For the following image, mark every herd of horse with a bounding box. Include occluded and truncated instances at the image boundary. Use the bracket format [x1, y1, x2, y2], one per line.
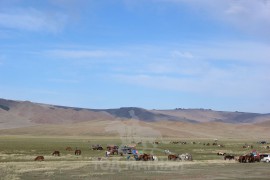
[34, 148, 82, 161]
[33, 141, 268, 163]
[167, 153, 193, 161]
[238, 154, 261, 163]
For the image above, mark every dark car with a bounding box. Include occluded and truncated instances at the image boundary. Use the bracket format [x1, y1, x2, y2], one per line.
[118, 146, 133, 155]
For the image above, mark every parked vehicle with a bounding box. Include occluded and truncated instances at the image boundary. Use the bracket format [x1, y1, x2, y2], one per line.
[118, 146, 133, 155]
[260, 154, 270, 163]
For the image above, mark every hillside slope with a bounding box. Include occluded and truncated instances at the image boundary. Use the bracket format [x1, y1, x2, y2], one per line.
[1, 98, 270, 136]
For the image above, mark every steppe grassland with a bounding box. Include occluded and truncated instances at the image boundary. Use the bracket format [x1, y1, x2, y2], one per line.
[0, 136, 270, 179]
[0, 136, 268, 162]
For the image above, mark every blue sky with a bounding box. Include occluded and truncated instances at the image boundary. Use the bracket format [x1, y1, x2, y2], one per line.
[0, 0, 270, 113]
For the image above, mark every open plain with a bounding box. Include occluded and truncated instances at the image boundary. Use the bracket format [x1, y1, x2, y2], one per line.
[0, 136, 270, 180]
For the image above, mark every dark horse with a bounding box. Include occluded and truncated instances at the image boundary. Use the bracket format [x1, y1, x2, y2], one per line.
[168, 154, 178, 160]
[224, 155, 234, 160]
[92, 145, 103, 150]
[75, 149, 81, 155]
[34, 156, 44, 161]
[52, 151, 60, 156]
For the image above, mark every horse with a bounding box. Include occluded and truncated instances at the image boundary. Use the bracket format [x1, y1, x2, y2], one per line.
[75, 149, 81, 155]
[138, 154, 152, 161]
[92, 145, 103, 150]
[217, 152, 226, 156]
[52, 151, 60, 156]
[179, 153, 193, 161]
[224, 155, 234, 160]
[66, 147, 72, 151]
[238, 155, 249, 163]
[152, 155, 158, 161]
[34, 156, 44, 161]
[164, 149, 172, 154]
[109, 149, 118, 155]
[107, 145, 118, 151]
[248, 155, 260, 163]
[168, 154, 178, 160]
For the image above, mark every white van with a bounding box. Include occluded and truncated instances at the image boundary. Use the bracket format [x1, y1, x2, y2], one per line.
[260, 154, 270, 163]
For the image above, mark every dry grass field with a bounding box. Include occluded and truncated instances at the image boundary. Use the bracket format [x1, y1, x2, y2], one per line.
[0, 136, 270, 180]
[1, 119, 269, 139]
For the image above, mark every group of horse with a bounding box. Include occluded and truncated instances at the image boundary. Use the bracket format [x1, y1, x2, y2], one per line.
[34, 147, 82, 161]
[167, 153, 193, 161]
[170, 141, 187, 144]
[217, 152, 235, 160]
[238, 154, 261, 163]
[91, 144, 104, 150]
[203, 142, 225, 147]
[132, 153, 157, 161]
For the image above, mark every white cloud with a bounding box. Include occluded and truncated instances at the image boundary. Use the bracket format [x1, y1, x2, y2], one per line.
[0, 8, 68, 33]
[156, 0, 270, 36]
[47, 49, 127, 59]
[105, 40, 270, 99]
[171, 51, 194, 59]
[225, 4, 247, 15]
[114, 63, 270, 98]
[47, 78, 80, 84]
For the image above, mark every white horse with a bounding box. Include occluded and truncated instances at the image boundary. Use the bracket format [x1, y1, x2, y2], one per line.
[178, 153, 193, 161]
[164, 149, 172, 154]
[152, 155, 158, 161]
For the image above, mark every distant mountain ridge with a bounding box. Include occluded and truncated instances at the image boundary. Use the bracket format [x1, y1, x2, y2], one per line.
[1, 98, 270, 131]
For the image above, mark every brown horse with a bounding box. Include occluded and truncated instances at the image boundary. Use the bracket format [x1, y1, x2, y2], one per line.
[66, 147, 72, 151]
[248, 155, 260, 163]
[75, 149, 81, 155]
[238, 155, 247, 163]
[109, 149, 118, 155]
[168, 154, 178, 160]
[52, 151, 60, 156]
[138, 154, 152, 161]
[34, 156, 44, 161]
[107, 145, 118, 151]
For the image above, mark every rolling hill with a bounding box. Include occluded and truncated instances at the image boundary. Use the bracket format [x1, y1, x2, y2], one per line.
[0, 98, 269, 138]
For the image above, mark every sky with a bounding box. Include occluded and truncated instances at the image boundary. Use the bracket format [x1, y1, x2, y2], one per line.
[0, 0, 270, 113]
